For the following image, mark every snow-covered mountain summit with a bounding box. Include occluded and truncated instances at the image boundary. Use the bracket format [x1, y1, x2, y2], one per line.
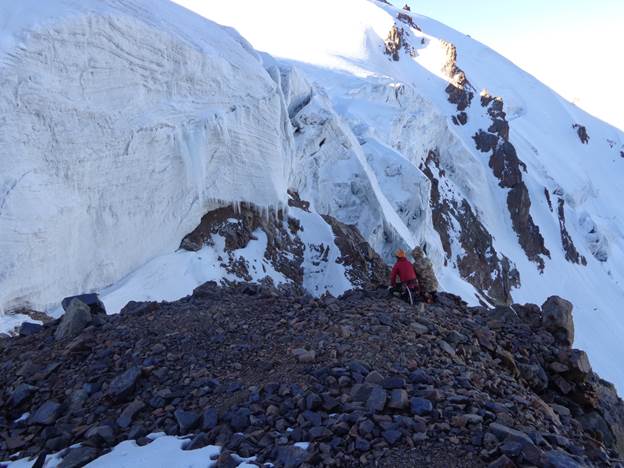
[1, 0, 623, 393]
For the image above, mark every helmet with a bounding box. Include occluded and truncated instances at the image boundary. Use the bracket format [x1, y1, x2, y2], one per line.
[395, 249, 406, 258]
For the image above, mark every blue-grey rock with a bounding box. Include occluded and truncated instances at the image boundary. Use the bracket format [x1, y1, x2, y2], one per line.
[30, 400, 62, 425]
[382, 429, 402, 445]
[57, 446, 98, 468]
[19, 322, 43, 337]
[366, 386, 387, 413]
[201, 408, 218, 431]
[410, 397, 433, 416]
[109, 366, 141, 401]
[116, 400, 145, 429]
[9, 383, 37, 407]
[175, 409, 200, 433]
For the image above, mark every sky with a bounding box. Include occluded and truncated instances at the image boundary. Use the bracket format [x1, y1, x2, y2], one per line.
[393, 0, 624, 131]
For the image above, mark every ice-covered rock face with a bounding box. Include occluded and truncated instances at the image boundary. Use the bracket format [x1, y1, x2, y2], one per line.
[0, 0, 292, 312]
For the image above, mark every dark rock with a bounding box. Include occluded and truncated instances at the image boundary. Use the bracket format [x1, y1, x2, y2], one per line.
[488, 455, 516, 468]
[120, 301, 158, 316]
[117, 400, 145, 429]
[365, 371, 385, 385]
[577, 411, 615, 448]
[410, 397, 433, 416]
[409, 369, 434, 385]
[351, 383, 373, 402]
[215, 451, 239, 468]
[544, 450, 582, 467]
[366, 386, 387, 413]
[85, 425, 114, 445]
[57, 446, 98, 468]
[541, 296, 574, 346]
[488, 423, 534, 447]
[521, 442, 545, 466]
[9, 383, 37, 407]
[109, 366, 142, 401]
[201, 408, 218, 431]
[519, 363, 548, 392]
[500, 440, 523, 457]
[382, 429, 402, 445]
[46, 435, 72, 452]
[229, 409, 250, 432]
[30, 400, 62, 425]
[473, 130, 499, 153]
[276, 445, 309, 468]
[306, 393, 322, 410]
[55, 299, 93, 340]
[61, 293, 106, 315]
[303, 410, 322, 427]
[387, 389, 409, 410]
[381, 377, 405, 389]
[19, 322, 43, 337]
[349, 361, 370, 375]
[355, 437, 370, 451]
[358, 418, 375, 435]
[572, 124, 589, 144]
[184, 433, 212, 451]
[309, 426, 332, 440]
[566, 349, 592, 381]
[175, 409, 200, 433]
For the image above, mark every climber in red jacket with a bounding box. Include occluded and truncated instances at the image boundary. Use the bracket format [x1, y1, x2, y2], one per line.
[389, 249, 419, 303]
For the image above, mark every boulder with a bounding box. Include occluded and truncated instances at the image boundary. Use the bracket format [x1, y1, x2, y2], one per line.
[541, 296, 574, 346]
[410, 397, 433, 416]
[61, 293, 106, 316]
[366, 386, 387, 413]
[109, 367, 142, 401]
[175, 409, 200, 434]
[566, 349, 592, 382]
[116, 400, 145, 429]
[519, 363, 548, 392]
[58, 446, 98, 468]
[18, 322, 43, 337]
[85, 425, 115, 445]
[387, 389, 409, 409]
[55, 299, 93, 340]
[276, 446, 309, 468]
[577, 411, 615, 448]
[8, 383, 37, 407]
[544, 450, 582, 467]
[30, 400, 62, 425]
[488, 423, 534, 447]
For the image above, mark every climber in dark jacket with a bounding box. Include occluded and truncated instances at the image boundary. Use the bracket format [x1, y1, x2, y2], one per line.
[389, 249, 419, 302]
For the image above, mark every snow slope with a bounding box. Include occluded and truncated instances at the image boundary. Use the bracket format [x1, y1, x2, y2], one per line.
[3, 432, 263, 467]
[177, 0, 624, 393]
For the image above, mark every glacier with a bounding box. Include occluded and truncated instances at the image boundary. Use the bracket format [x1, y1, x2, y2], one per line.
[0, 0, 292, 313]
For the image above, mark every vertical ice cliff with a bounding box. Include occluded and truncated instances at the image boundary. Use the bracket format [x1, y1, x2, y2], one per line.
[0, 0, 293, 312]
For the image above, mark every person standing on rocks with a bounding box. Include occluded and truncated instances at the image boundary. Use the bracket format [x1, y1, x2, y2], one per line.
[389, 249, 419, 304]
[411, 245, 438, 303]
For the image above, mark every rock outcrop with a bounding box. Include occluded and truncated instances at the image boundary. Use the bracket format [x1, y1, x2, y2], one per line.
[475, 92, 550, 271]
[421, 150, 520, 305]
[179, 198, 389, 293]
[557, 198, 587, 265]
[441, 41, 474, 123]
[573, 124, 590, 144]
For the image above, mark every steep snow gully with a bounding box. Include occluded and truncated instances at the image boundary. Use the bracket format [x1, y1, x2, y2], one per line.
[1, 0, 623, 395]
